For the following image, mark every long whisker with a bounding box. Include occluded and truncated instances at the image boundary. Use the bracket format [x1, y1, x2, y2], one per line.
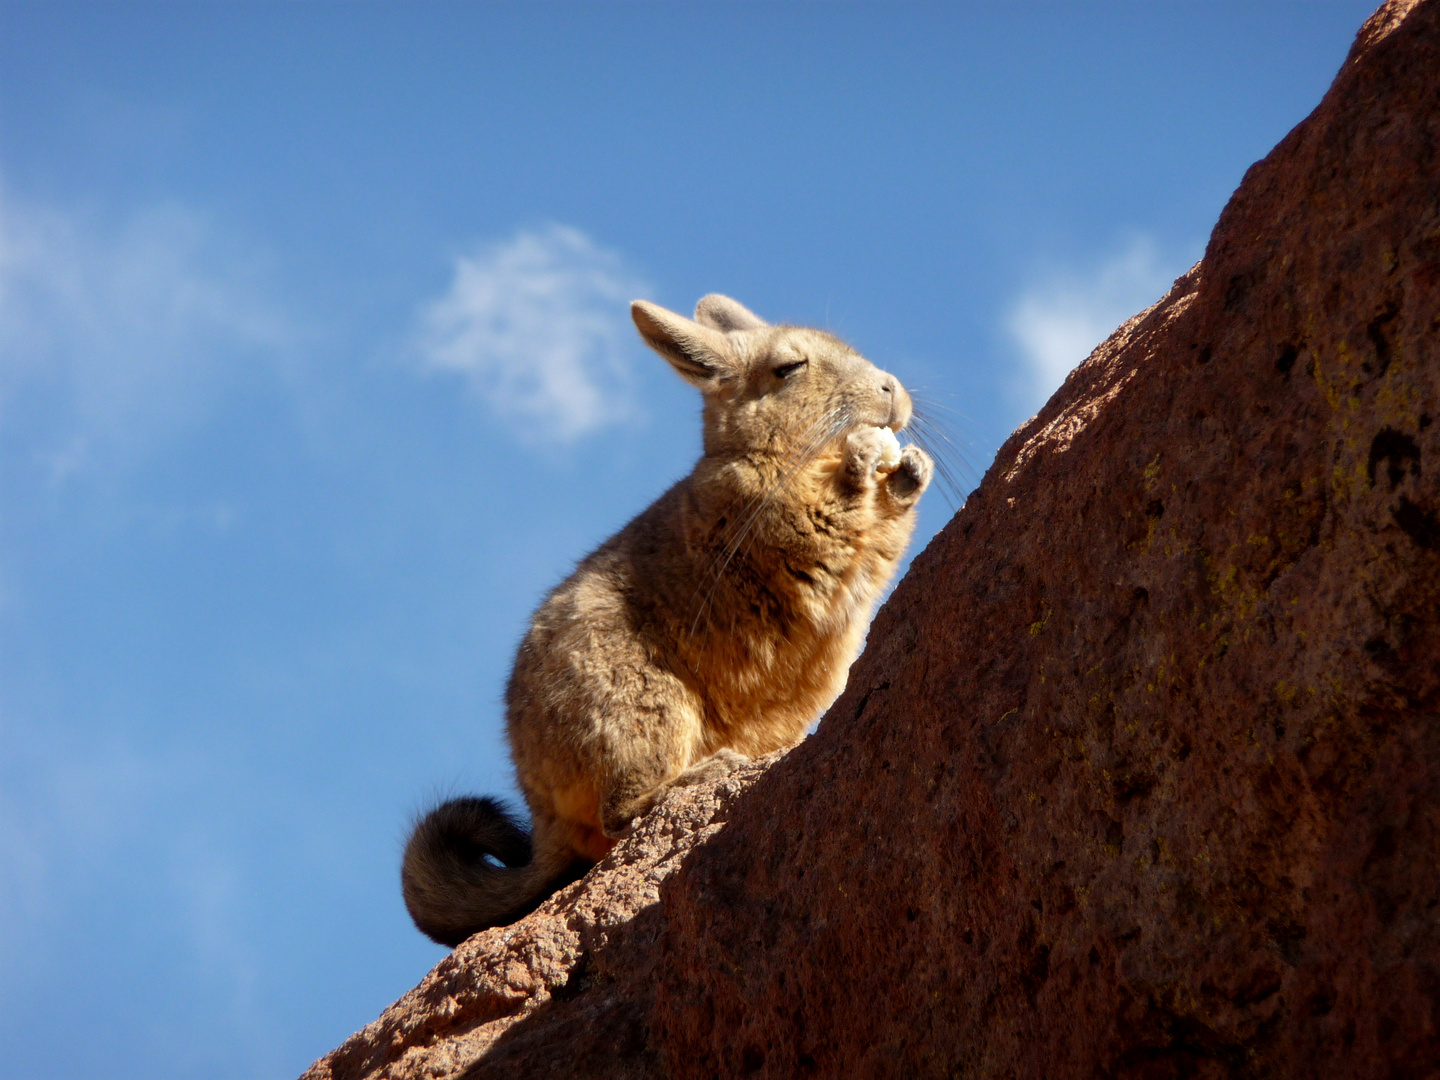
[683, 409, 842, 639]
[907, 418, 972, 502]
[916, 417, 981, 490]
[906, 436, 966, 513]
[907, 413, 973, 470]
[903, 406, 980, 511]
[686, 407, 850, 641]
[908, 389, 979, 433]
[688, 408, 846, 634]
[702, 408, 842, 583]
[682, 388, 973, 642]
[717, 407, 850, 577]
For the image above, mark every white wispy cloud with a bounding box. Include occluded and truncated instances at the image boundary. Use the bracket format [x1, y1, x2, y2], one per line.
[1005, 235, 1193, 413]
[413, 224, 648, 441]
[0, 182, 292, 476]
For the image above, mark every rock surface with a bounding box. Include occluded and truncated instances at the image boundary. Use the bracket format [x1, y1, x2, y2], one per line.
[304, 1, 1440, 1076]
[303, 756, 783, 1080]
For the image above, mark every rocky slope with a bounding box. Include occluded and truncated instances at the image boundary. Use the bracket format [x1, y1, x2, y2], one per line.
[304, 1, 1439, 1075]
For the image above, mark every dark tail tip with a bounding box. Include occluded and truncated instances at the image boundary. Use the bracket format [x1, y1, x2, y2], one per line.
[416, 796, 533, 868]
[400, 796, 535, 947]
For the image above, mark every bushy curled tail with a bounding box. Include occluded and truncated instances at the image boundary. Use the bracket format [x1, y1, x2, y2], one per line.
[401, 797, 575, 947]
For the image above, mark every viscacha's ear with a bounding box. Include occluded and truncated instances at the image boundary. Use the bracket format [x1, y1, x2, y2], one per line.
[631, 300, 737, 389]
[694, 294, 769, 333]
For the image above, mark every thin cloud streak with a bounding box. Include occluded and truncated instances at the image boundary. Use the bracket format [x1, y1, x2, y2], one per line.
[413, 225, 648, 441]
[1006, 235, 1193, 413]
[0, 183, 293, 477]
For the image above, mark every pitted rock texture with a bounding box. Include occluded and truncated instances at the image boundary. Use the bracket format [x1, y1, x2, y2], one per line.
[301, 755, 778, 1080]
[303, 1, 1439, 1076]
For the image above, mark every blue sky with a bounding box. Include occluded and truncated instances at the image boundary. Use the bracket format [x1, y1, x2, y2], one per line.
[0, 3, 1376, 1077]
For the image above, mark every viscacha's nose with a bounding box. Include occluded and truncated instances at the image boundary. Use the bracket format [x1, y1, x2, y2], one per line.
[882, 375, 912, 430]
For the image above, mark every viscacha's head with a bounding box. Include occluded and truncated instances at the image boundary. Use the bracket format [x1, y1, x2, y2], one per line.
[630, 294, 911, 461]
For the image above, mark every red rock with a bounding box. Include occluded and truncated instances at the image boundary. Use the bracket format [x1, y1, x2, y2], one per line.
[303, 1, 1440, 1075]
[302, 756, 782, 1080]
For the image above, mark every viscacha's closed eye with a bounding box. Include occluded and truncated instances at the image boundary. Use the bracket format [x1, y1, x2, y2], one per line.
[774, 359, 808, 379]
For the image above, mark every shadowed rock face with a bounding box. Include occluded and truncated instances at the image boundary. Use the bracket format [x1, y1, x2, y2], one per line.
[302, 1, 1440, 1076]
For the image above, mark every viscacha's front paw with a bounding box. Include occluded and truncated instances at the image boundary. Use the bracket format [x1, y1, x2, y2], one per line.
[843, 427, 902, 487]
[885, 445, 933, 505]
